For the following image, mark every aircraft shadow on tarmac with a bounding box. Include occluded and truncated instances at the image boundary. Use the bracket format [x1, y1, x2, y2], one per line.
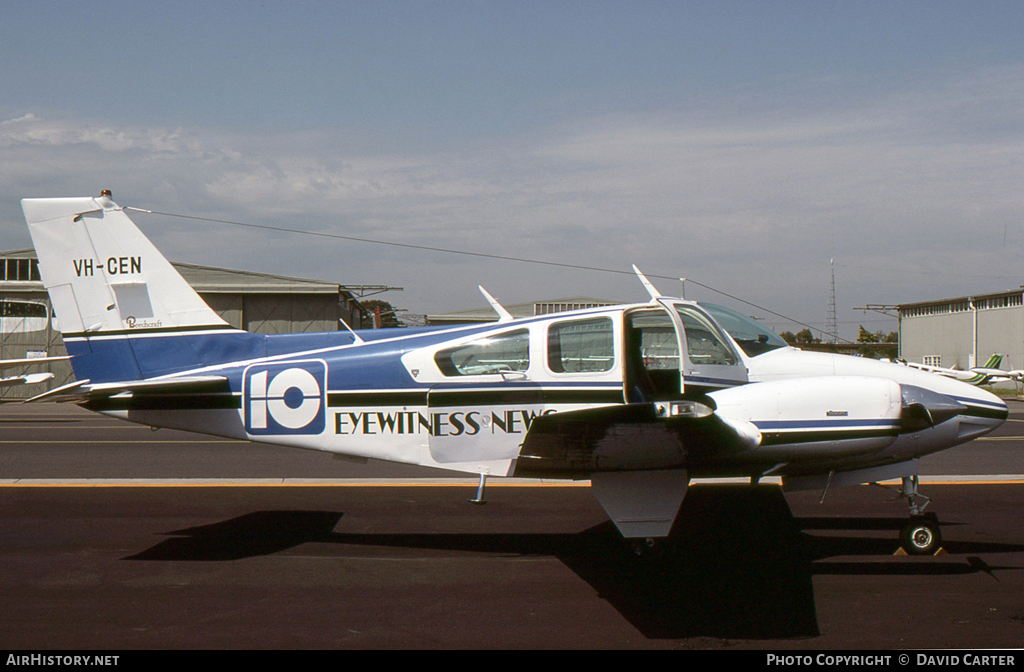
[125, 485, 1023, 640]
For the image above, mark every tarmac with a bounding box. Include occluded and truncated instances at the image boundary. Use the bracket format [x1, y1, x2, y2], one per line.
[2, 401, 1023, 649]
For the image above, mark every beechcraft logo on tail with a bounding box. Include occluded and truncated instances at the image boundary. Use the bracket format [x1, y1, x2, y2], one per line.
[244, 361, 327, 435]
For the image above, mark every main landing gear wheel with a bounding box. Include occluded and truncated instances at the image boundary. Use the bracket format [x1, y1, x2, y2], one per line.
[900, 515, 942, 555]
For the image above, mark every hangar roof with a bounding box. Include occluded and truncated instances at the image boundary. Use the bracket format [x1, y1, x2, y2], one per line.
[0, 249, 342, 294]
[172, 262, 341, 294]
[898, 288, 1024, 318]
[426, 297, 622, 325]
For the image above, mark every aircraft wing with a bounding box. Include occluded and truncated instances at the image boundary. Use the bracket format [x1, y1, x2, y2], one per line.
[904, 361, 959, 377]
[514, 401, 760, 478]
[514, 400, 762, 537]
[516, 375, 914, 479]
[26, 375, 230, 403]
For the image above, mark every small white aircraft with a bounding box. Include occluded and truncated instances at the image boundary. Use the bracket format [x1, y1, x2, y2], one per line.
[0, 355, 65, 387]
[21, 192, 1009, 555]
[0, 299, 66, 388]
[902, 354, 1016, 386]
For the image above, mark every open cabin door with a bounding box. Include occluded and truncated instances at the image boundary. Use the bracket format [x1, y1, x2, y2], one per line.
[670, 300, 748, 393]
[625, 305, 684, 402]
[624, 300, 747, 402]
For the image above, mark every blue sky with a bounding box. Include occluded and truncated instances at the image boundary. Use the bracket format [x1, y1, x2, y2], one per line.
[2, 1, 1023, 339]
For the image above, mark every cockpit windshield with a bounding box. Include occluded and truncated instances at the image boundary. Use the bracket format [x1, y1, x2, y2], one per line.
[698, 303, 789, 357]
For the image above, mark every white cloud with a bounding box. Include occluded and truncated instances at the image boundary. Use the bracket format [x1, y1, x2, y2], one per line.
[0, 113, 190, 153]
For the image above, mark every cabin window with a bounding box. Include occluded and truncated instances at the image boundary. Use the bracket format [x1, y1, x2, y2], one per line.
[675, 306, 737, 366]
[435, 329, 530, 376]
[547, 317, 614, 373]
[698, 302, 787, 357]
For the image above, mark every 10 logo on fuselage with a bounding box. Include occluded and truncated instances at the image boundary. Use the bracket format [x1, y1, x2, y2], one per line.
[244, 361, 327, 435]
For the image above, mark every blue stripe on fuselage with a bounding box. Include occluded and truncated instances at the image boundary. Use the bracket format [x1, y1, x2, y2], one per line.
[753, 419, 901, 430]
[64, 330, 267, 383]
[63, 323, 501, 386]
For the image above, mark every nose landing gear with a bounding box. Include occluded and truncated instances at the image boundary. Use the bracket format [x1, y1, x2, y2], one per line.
[875, 475, 943, 555]
[895, 475, 942, 555]
[900, 514, 942, 555]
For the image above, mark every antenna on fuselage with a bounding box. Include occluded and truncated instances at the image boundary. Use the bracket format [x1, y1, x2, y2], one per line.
[478, 286, 514, 323]
[338, 316, 366, 344]
[632, 265, 662, 301]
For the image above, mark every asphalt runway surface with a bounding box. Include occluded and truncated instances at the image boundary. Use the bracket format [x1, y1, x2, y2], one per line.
[2, 401, 1023, 649]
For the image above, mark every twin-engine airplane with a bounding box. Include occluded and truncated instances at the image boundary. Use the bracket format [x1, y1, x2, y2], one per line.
[21, 192, 1009, 555]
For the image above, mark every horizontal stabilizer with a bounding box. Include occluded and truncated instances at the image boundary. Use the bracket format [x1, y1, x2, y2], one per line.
[26, 375, 229, 403]
[0, 355, 69, 370]
[87, 375, 230, 396]
[25, 380, 92, 403]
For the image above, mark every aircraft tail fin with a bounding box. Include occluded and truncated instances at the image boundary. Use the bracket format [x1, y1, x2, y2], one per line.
[984, 353, 1004, 369]
[21, 192, 244, 384]
[22, 192, 228, 336]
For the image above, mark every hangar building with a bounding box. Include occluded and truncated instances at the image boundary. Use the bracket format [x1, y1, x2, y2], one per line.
[898, 288, 1024, 373]
[425, 297, 620, 326]
[0, 250, 371, 399]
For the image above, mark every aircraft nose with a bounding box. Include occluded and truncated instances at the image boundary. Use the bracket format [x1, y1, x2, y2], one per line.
[938, 378, 1009, 442]
[900, 384, 967, 431]
[955, 379, 1009, 421]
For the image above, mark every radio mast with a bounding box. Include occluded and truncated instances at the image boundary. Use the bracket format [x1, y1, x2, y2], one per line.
[826, 258, 838, 344]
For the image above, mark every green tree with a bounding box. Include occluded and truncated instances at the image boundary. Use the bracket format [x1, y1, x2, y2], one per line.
[857, 325, 880, 343]
[794, 328, 818, 344]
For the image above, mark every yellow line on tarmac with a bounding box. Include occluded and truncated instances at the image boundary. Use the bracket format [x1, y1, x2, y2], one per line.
[876, 478, 1024, 486]
[0, 479, 590, 488]
[3, 478, 1024, 488]
[919, 480, 1024, 485]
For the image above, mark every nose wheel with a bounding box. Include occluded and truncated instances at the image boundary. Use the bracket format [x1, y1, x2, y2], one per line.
[895, 475, 942, 555]
[876, 475, 944, 555]
[900, 514, 942, 555]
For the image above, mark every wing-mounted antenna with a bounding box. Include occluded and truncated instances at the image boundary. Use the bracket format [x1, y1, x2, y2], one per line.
[479, 286, 514, 323]
[632, 265, 662, 302]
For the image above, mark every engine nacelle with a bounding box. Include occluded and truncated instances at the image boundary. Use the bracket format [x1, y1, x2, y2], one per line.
[709, 376, 905, 461]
